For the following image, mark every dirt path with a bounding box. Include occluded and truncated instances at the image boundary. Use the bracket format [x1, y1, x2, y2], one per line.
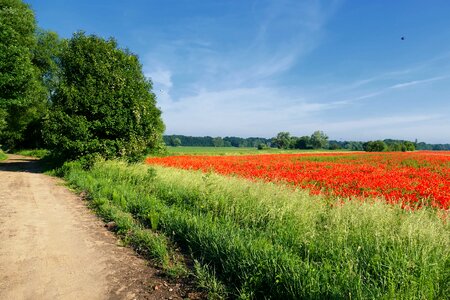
[0, 155, 188, 300]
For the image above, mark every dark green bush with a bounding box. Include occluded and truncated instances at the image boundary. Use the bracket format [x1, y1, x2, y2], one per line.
[363, 140, 387, 152]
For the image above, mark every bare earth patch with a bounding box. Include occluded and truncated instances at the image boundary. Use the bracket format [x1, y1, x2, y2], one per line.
[0, 155, 193, 299]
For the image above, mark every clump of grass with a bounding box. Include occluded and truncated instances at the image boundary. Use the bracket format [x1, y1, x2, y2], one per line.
[61, 159, 450, 299]
[0, 150, 7, 161]
[193, 260, 228, 299]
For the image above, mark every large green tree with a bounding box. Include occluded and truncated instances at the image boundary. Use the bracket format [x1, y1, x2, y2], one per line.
[21, 29, 64, 148]
[310, 130, 328, 149]
[0, 0, 46, 149]
[274, 131, 291, 149]
[43, 32, 165, 160]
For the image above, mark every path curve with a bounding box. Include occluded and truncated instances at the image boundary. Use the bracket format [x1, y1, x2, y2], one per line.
[0, 155, 186, 299]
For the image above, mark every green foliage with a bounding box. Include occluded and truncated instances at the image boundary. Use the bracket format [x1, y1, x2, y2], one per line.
[257, 143, 269, 150]
[274, 131, 329, 150]
[0, 108, 6, 135]
[404, 141, 415, 151]
[173, 137, 182, 147]
[310, 130, 329, 149]
[163, 135, 273, 148]
[386, 140, 416, 152]
[61, 160, 449, 299]
[0, 0, 46, 149]
[344, 141, 364, 151]
[13, 148, 49, 158]
[364, 140, 416, 152]
[212, 137, 224, 147]
[0, 149, 7, 160]
[42, 32, 165, 161]
[32, 29, 64, 95]
[416, 141, 450, 151]
[328, 141, 341, 150]
[292, 135, 311, 149]
[274, 131, 291, 149]
[166, 137, 182, 147]
[364, 140, 388, 152]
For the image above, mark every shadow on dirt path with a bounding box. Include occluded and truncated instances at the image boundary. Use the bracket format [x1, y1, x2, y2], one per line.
[0, 155, 43, 173]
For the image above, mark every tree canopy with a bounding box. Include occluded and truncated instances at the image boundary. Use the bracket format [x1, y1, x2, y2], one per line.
[363, 140, 388, 152]
[42, 32, 165, 160]
[0, 0, 46, 149]
[274, 132, 291, 149]
[310, 130, 329, 149]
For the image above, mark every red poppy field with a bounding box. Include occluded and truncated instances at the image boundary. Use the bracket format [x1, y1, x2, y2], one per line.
[147, 151, 450, 210]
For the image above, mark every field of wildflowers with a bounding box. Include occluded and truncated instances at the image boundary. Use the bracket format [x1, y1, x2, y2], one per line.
[147, 151, 450, 210]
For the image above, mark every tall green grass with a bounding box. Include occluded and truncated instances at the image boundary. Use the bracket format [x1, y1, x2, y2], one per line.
[61, 160, 449, 299]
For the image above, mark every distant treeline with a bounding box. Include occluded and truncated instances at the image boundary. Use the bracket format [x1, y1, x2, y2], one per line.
[329, 140, 450, 151]
[164, 135, 271, 148]
[164, 134, 450, 151]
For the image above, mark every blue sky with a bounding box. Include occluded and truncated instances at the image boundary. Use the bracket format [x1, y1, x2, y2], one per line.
[26, 0, 450, 143]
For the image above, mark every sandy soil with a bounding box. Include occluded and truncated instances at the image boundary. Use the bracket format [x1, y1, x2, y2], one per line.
[0, 155, 190, 300]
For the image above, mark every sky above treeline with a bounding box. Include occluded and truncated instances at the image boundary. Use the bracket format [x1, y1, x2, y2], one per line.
[26, 0, 450, 143]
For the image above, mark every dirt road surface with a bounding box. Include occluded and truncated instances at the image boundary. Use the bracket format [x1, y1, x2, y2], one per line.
[0, 155, 189, 300]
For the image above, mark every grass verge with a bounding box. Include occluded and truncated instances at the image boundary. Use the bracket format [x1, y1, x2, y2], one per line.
[0, 150, 7, 161]
[13, 149, 49, 158]
[60, 159, 449, 299]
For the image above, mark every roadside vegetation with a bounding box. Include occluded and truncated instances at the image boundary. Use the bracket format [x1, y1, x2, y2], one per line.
[0, 150, 7, 161]
[60, 159, 449, 299]
[13, 149, 49, 158]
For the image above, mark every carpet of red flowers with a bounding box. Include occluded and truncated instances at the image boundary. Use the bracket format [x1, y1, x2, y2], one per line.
[146, 151, 450, 209]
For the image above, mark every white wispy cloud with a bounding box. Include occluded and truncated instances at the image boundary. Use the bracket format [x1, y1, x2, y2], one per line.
[329, 53, 450, 97]
[144, 0, 340, 88]
[336, 74, 448, 105]
[234, 0, 341, 83]
[389, 76, 446, 89]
